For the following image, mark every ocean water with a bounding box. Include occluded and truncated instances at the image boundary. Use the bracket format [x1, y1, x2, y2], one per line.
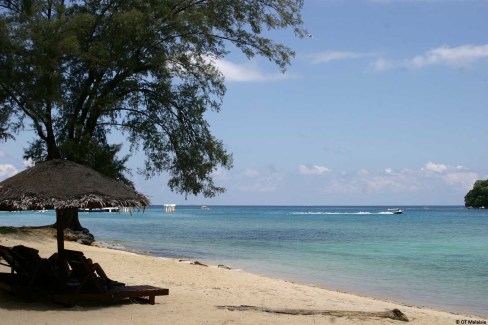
[1, 205, 487, 317]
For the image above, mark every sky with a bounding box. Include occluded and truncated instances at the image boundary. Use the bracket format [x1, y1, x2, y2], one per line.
[1, 0, 488, 206]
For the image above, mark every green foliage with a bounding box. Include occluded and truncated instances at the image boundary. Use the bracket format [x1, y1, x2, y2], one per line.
[464, 180, 488, 208]
[0, 107, 15, 141]
[0, 0, 305, 197]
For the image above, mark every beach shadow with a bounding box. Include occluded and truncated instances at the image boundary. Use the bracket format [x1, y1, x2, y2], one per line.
[0, 290, 138, 311]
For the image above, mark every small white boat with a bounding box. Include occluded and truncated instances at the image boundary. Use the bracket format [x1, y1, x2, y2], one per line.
[388, 208, 403, 214]
[201, 205, 209, 210]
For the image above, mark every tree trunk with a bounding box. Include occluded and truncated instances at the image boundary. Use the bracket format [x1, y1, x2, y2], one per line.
[45, 134, 61, 160]
[54, 207, 95, 245]
[55, 207, 83, 231]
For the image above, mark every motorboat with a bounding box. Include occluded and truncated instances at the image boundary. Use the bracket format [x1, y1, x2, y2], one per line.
[387, 208, 403, 214]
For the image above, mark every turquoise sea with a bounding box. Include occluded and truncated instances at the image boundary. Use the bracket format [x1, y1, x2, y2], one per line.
[1, 205, 487, 317]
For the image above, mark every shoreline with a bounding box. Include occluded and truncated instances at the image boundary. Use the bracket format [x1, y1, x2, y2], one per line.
[93, 238, 485, 319]
[1, 228, 487, 324]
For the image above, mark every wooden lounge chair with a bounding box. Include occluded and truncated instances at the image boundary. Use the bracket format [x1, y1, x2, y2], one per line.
[53, 249, 169, 306]
[0, 245, 29, 297]
[0, 245, 55, 299]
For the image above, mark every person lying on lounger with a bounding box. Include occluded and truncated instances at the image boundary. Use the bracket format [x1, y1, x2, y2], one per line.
[82, 257, 125, 288]
[48, 253, 124, 289]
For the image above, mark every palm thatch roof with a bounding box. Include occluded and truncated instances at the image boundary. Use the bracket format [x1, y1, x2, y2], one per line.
[0, 159, 150, 211]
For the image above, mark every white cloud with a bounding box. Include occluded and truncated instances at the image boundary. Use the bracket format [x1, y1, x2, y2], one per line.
[423, 161, 448, 173]
[371, 44, 488, 71]
[0, 164, 18, 178]
[22, 158, 34, 168]
[321, 162, 479, 196]
[442, 172, 479, 190]
[370, 58, 395, 71]
[323, 170, 420, 195]
[419, 161, 480, 189]
[211, 167, 228, 180]
[242, 169, 259, 177]
[309, 51, 378, 64]
[206, 160, 482, 204]
[217, 165, 284, 193]
[298, 164, 331, 175]
[237, 168, 283, 193]
[406, 45, 488, 68]
[213, 59, 287, 82]
[369, 0, 473, 3]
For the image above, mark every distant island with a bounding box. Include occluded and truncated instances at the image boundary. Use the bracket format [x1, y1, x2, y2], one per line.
[464, 180, 488, 208]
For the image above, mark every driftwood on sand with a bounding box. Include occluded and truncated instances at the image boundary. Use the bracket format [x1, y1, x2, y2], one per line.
[217, 305, 409, 322]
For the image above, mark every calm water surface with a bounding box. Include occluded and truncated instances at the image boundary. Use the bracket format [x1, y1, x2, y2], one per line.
[1, 205, 487, 316]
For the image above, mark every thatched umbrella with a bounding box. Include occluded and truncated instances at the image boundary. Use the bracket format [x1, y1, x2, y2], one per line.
[0, 159, 150, 262]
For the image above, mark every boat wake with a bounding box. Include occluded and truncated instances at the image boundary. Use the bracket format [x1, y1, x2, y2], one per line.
[290, 211, 397, 215]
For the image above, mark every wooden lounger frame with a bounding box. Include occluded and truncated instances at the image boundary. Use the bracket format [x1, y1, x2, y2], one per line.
[0, 245, 55, 300]
[53, 249, 169, 306]
[53, 285, 169, 306]
[0, 246, 169, 307]
[0, 273, 33, 298]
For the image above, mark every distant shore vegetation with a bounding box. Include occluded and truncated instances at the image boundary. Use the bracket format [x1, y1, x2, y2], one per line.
[464, 180, 488, 208]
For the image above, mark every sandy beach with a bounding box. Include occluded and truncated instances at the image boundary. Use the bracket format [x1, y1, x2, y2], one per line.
[0, 229, 486, 325]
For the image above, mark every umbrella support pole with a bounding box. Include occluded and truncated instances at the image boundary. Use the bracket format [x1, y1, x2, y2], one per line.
[55, 209, 70, 284]
[56, 209, 65, 254]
